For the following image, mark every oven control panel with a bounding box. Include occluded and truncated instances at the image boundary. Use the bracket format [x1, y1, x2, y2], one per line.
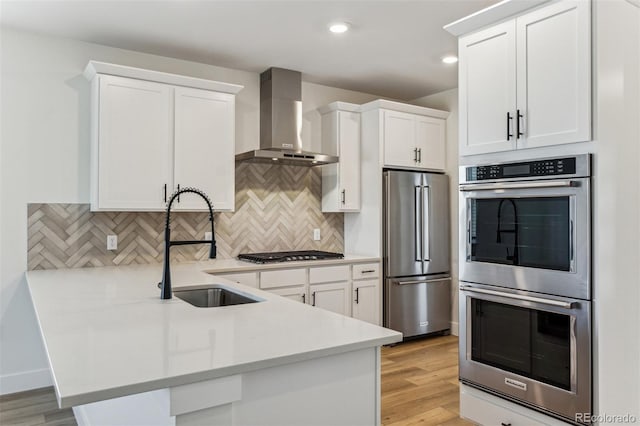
[466, 157, 577, 181]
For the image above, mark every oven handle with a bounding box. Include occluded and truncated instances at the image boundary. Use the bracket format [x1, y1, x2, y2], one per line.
[459, 285, 575, 309]
[459, 180, 577, 192]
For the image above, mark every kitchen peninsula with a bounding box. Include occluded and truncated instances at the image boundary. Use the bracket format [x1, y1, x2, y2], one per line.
[26, 261, 401, 425]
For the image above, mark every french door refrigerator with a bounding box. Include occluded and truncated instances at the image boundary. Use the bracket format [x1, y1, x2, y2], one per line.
[383, 170, 450, 339]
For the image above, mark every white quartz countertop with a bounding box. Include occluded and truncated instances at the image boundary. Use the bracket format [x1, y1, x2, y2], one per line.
[26, 261, 400, 408]
[196, 254, 380, 274]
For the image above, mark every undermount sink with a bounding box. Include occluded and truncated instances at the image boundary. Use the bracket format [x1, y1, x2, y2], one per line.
[174, 285, 261, 308]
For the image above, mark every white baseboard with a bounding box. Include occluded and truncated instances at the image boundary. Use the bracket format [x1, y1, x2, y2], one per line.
[0, 368, 52, 395]
[450, 321, 459, 336]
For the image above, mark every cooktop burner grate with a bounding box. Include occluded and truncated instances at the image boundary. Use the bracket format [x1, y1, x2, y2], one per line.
[237, 250, 344, 264]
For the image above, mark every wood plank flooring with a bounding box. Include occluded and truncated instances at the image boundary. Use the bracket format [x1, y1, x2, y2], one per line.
[0, 335, 468, 426]
[381, 335, 471, 426]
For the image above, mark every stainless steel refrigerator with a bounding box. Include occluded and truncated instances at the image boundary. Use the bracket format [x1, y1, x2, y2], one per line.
[383, 170, 451, 339]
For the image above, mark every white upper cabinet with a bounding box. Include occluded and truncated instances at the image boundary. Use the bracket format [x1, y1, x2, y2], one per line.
[96, 76, 173, 210]
[459, 21, 517, 156]
[457, 0, 591, 156]
[515, 0, 591, 149]
[319, 102, 361, 212]
[360, 100, 448, 172]
[85, 61, 243, 212]
[174, 87, 235, 211]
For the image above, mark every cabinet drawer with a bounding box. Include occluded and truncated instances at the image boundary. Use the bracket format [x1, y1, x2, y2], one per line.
[260, 268, 306, 289]
[269, 286, 306, 304]
[309, 265, 349, 284]
[215, 272, 258, 288]
[352, 263, 380, 280]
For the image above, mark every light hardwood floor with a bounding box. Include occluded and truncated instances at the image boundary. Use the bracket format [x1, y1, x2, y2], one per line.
[0, 335, 468, 426]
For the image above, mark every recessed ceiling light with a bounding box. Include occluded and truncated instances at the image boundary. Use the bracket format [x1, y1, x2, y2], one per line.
[442, 56, 458, 64]
[329, 22, 349, 34]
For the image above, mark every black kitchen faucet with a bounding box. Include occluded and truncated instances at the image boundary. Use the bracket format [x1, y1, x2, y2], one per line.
[159, 187, 216, 299]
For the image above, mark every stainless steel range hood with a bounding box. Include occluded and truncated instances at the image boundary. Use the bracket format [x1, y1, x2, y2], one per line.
[235, 67, 338, 166]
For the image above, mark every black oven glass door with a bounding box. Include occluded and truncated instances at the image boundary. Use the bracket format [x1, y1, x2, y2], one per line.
[471, 298, 571, 390]
[469, 196, 571, 271]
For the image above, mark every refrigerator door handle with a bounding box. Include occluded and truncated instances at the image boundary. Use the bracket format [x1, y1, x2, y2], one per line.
[414, 186, 422, 262]
[396, 277, 452, 285]
[422, 185, 430, 261]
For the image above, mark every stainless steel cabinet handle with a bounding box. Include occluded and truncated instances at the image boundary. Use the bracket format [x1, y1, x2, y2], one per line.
[355, 287, 360, 304]
[341, 189, 346, 204]
[459, 180, 577, 192]
[459, 285, 574, 309]
[312, 291, 316, 306]
[417, 148, 422, 163]
[397, 277, 451, 285]
[413, 147, 418, 163]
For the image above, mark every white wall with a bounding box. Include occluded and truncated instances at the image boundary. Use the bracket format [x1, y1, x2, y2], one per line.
[592, 0, 640, 419]
[411, 89, 460, 335]
[0, 27, 382, 394]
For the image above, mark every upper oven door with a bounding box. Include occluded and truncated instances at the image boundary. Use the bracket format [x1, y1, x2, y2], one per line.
[459, 178, 590, 299]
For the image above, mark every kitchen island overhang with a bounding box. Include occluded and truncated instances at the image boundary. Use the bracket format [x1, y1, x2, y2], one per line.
[26, 262, 401, 425]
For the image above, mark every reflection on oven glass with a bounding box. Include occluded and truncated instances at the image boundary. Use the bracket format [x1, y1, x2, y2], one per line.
[469, 197, 570, 271]
[471, 299, 571, 390]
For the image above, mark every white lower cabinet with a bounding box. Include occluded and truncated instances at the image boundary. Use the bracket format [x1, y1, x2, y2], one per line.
[239, 261, 381, 322]
[352, 279, 379, 325]
[269, 286, 306, 304]
[310, 281, 351, 316]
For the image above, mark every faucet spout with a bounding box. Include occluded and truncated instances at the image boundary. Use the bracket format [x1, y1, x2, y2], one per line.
[159, 187, 217, 300]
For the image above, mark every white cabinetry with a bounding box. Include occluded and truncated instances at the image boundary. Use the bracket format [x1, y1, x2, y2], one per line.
[361, 100, 448, 172]
[319, 102, 361, 212]
[457, 0, 591, 156]
[85, 61, 243, 212]
[309, 265, 351, 316]
[351, 263, 380, 325]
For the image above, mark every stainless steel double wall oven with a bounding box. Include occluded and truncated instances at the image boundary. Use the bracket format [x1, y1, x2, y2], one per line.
[458, 155, 592, 424]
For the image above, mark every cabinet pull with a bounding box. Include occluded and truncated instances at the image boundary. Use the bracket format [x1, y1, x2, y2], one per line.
[417, 148, 422, 163]
[507, 112, 513, 140]
[312, 291, 316, 306]
[177, 184, 181, 202]
[355, 287, 360, 304]
[341, 189, 346, 204]
[164, 184, 167, 203]
[361, 269, 376, 274]
[516, 109, 524, 138]
[301, 293, 306, 304]
[413, 147, 418, 163]
[501, 423, 512, 426]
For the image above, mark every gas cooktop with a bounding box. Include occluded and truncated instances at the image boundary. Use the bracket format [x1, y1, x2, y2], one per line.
[237, 250, 344, 264]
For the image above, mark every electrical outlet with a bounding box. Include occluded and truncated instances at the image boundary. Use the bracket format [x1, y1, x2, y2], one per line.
[107, 235, 118, 251]
[313, 228, 321, 241]
[204, 231, 213, 241]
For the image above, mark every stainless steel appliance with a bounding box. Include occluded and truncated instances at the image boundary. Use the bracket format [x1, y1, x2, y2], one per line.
[235, 68, 339, 166]
[458, 155, 592, 424]
[238, 250, 344, 264]
[459, 154, 591, 299]
[383, 170, 450, 339]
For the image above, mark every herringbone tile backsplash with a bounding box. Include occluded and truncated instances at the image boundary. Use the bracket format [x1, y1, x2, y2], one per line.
[27, 163, 344, 270]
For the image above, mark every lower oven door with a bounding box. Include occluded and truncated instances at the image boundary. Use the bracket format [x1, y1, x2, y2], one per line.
[459, 282, 591, 423]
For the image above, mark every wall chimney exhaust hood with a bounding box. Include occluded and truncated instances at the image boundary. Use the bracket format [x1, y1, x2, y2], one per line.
[235, 68, 339, 166]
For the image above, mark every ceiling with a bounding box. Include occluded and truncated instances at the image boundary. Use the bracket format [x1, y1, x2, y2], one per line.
[0, 0, 500, 100]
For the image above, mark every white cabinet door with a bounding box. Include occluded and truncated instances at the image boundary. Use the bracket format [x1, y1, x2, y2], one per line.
[338, 111, 361, 210]
[515, 0, 591, 149]
[96, 75, 172, 210]
[321, 108, 361, 212]
[173, 87, 235, 211]
[459, 21, 517, 156]
[415, 116, 446, 171]
[269, 286, 307, 304]
[352, 279, 380, 325]
[310, 282, 350, 316]
[383, 110, 416, 168]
